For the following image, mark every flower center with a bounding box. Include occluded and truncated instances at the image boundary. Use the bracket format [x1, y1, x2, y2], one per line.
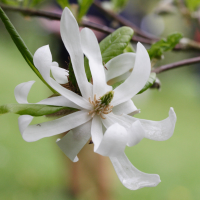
[88, 91, 114, 119]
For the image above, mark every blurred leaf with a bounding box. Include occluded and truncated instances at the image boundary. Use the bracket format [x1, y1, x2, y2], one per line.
[78, 0, 93, 21]
[112, 80, 124, 89]
[111, 0, 129, 12]
[0, 0, 19, 6]
[84, 26, 134, 80]
[124, 43, 135, 53]
[185, 0, 200, 11]
[30, 0, 46, 7]
[57, 0, 69, 9]
[0, 7, 56, 93]
[137, 73, 156, 94]
[0, 104, 77, 116]
[148, 33, 183, 60]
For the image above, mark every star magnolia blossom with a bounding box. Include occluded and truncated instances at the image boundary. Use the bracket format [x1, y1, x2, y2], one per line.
[14, 7, 176, 190]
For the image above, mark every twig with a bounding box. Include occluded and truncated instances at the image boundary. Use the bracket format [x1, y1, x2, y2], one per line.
[152, 56, 200, 73]
[0, 3, 152, 44]
[93, 0, 158, 41]
[1, 3, 200, 49]
[82, 20, 152, 44]
[0, 3, 61, 19]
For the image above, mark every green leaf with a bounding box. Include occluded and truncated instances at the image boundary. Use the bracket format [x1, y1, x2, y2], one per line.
[0, 104, 78, 116]
[111, 0, 129, 12]
[100, 26, 134, 63]
[124, 43, 135, 53]
[137, 73, 156, 94]
[78, 0, 93, 21]
[148, 33, 183, 60]
[84, 26, 134, 81]
[0, 7, 56, 93]
[57, 0, 69, 9]
[30, 0, 46, 7]
[0, 0, 19, 6]
[185, 0, 200, 11]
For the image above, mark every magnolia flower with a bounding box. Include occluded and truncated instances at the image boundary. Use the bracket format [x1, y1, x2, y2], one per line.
[14, 7, 176, 190]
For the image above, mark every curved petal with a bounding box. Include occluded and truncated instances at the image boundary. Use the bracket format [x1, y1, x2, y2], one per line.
[33, 45, 92, 110]
[110, 153, 161, 190]
[105, 53, 135, 82]
[112, 43, 151, 106]
[102, 113, 144, 147]
[51, 62, 68, 84]
[56, 121, 91, 162]
[126, 120, 145, 147]
[95, 123, 127, 157]
[14, 81, 35, 103]
[38, 96, 82, 109]
[80, 28, 112, 97]
[60, 7, 92, 99]
[18, 110, 91, 142]
[123, 108, 177, 141]
[102, 113, 130, 129]
[91, 115, 103, 152]
[112, 100, 138, 116]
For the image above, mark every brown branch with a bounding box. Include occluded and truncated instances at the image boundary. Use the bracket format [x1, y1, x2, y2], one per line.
[0, 3, 61, 20]
[93, 0, 158, 41]
[1, 3, 200, 50]
[82, 20, 152, 44]
[0, 3, 152, 44]
[152, 56, 200, 73]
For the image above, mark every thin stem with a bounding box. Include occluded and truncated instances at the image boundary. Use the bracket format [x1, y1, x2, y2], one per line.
[0, 3, 152, 44]
[1, 3, 200, 50]
[152, 56, 200, 74]
[93, 0, 158, 41]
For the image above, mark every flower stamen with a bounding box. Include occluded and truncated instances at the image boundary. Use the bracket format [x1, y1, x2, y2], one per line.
[88, 91, 114, 119]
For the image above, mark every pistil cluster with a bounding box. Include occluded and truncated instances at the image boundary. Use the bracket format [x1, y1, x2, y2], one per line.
[88, 91, 114, 119]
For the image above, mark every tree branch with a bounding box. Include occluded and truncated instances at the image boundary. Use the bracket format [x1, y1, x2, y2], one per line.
[1, 3, 200, 50]
[93, 0, 158, 41]
[152, 56, 200, 73]
[0, 3, 152, 44]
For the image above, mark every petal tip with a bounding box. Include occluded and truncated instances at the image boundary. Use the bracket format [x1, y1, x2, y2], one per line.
[169, 107, 177, 123]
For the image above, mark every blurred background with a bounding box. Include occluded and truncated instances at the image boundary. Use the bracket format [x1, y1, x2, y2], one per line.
[1, 0, 200, 199]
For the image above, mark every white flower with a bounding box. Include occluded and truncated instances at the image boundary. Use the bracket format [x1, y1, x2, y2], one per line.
[14, 7, 177, 190]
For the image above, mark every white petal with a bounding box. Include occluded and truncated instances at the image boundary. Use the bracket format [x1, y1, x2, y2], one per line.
[60, 7, 92, 99]
[102, 113, 144, 147]
[105, 53, 136, 82]
[18, 110, 91, 142]
[91, 115, 103, 152]
[112, 100, 138, 116]
[14, 81, 35, 103]
[33, 45, 92, 110]
[110, 153, 161, 190]
[51, 62, 68, 84]
[102, 113, 130, 129]
[123, 108, 177, 141]
[56, 121, 91, 162]
[95, 123, 127, 157]
[80, 28, 112, 97]
[38, 96, 81, 109]
[112, 43, 151, 106]
[126, 120, 145, 147]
